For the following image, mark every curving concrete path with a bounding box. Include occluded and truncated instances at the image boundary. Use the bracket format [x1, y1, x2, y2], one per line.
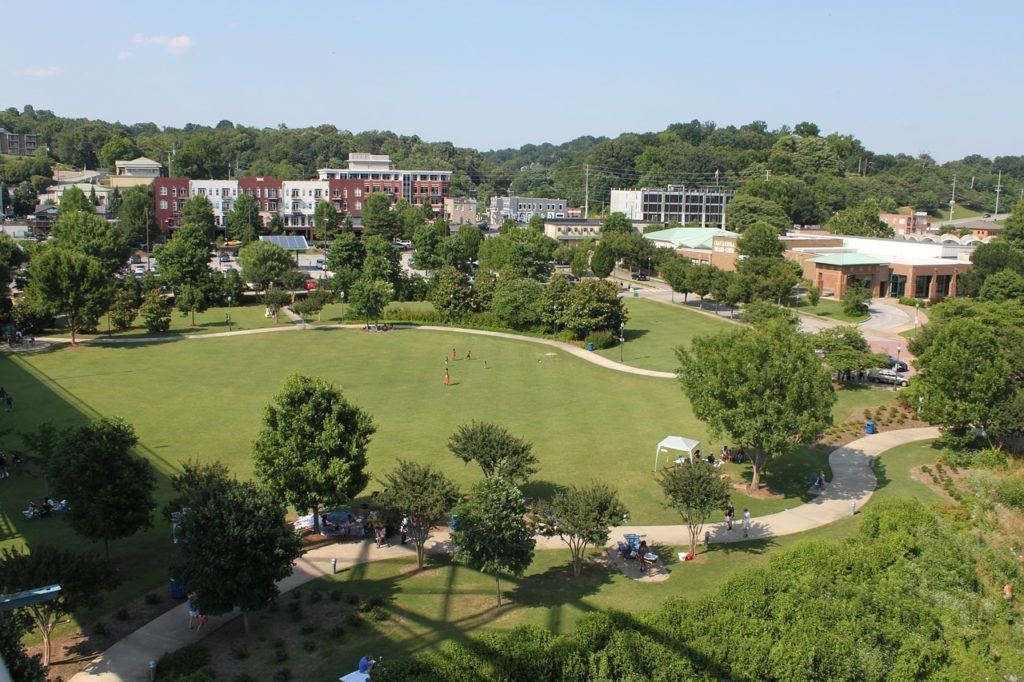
[36, 321, 677, 378]
[70, 426, 939, 681]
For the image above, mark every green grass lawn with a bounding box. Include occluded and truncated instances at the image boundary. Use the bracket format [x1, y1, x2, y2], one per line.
[256, 437, 942, 680]
[595, 298, 734, 372]
[791, 298, 870, 323]
[51, 303, 287, 339]
[1, 326, 843, 622]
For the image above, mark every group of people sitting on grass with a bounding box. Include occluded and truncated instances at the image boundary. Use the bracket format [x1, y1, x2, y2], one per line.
[0, 387, 14, 412]
[675, 446, 747, 467]
[0, 450, 21, 479]
[362, 323, 394, 332]
[22, 498, 69, 519]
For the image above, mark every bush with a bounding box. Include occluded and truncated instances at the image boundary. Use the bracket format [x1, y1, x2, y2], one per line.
[328, 590, 343, 602]
[330, 623, 346, 637]
[975, 448, 1007, 469]
[343, 592, 360, 605]
[307, 590, 322, 604]
[272, 667, 291, 682]
[115, 607, 131, 621]
[583, 330, 618, 350]
[92, 620, 109, 637]
[997, 480, 1024, 508]
[898, 296, 926, 308]
[156, 644, 211, 680]
[231, 644, 249, 660]
[299, 622, 319, 636]
[144, 592, 161, 605]
[302, 639, 317, 653]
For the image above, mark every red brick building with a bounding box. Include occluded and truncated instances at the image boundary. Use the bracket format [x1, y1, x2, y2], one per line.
[237, 176, 283, 223]
[153, 177, 191, 233]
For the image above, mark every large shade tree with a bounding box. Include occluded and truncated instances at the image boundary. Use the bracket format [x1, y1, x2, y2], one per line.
[448, 421, 538, 485]
[535, 482, 627, 577]
[253, 374, 376, 534]
[377, 461, 461, 568]
[28, 248, 110, 343]
[238, 239, 292, 296]
[657, 462, 731, 558]
[676, 322, 835, 490]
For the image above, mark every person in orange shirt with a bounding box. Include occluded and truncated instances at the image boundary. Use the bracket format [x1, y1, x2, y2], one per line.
[444, 370, 451, 386]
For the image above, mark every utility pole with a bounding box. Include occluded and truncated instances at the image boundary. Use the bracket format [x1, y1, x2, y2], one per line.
[994, 170, 1003, 216]
[584, 164, 590, 218]
[765, 169, 770, 182]
[948, 174, 957, 222]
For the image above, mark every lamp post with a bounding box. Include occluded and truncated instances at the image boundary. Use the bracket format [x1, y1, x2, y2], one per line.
[893, 345, 902, 392]
[226, 295, 232, 332]
[553, 304, 558, 336]
[619, 322, 625, 363]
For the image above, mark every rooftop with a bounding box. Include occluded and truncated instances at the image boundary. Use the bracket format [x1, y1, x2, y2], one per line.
[115, 156, 162, 168]
[808, 253, 889, 266]
[642, 227, 734, 249]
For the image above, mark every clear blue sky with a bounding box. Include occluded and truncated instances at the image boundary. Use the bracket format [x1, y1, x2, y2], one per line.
[2, 0, 1020, 161]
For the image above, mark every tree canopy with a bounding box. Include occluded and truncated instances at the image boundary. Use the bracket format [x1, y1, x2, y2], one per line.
[448, 421, 538, 485]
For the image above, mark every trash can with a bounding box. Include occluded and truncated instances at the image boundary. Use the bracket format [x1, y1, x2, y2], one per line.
[586, 342, 595, 351]
[169, 578, 185, 600]
[865, 420, 876, 435]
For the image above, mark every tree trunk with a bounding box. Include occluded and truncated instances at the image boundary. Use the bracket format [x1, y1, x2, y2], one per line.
[750, 452, 767, 491]
[312, 503, 320, 535]
[41, 624, 52, 667]
[242, 611, 251, 636]
[416, 543, 425, 569]
[494, 574, 501, 606]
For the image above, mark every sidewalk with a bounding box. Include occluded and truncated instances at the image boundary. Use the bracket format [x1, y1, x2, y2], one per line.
[70, 426, 938, 681]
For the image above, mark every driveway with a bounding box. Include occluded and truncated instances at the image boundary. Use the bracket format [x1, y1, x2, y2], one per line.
[859, 299, 911, 333]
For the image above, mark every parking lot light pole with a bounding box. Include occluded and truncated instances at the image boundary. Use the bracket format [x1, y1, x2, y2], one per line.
[893, 345, 902, 392]
[619, 322, 625, 363]
[226, 295, 232, 332]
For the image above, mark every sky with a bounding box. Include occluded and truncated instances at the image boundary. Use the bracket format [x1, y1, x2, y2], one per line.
[2, 0, 1021, 162]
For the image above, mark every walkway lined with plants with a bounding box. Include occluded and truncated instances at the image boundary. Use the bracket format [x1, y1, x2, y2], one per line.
[70, 426, 938, 682]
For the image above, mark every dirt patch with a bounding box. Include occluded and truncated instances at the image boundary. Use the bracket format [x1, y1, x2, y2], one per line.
[821, 403, 931, 448]
[734, 483, 784, 500]
[26, 588, 182, 680]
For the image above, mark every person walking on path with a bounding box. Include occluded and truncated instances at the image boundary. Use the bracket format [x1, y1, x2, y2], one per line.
[186, 594, 199, 630]
[742, 508, 751, 538]
[400, 516, 409, 544]
[726, 502, 734, 531]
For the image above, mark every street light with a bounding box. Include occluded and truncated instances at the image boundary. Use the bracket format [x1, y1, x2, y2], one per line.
[226, 294, 232, 332]
[619, 322, 625, 363]
[893, 345, 902, 392]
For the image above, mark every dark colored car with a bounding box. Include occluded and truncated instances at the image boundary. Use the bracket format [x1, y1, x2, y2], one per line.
[887, 356, 909, 372]
[631, 272, 649, 281]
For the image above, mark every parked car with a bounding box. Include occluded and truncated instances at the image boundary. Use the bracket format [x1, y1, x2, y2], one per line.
[564, 274, 580, 282]
[303, 280, 318, 291]
[869, 368, 909, 387]
[887, 355, 909, 372]
[218, 253, 231, 263]
[314, 258, 325, 269]
[631, 272, 649, 281]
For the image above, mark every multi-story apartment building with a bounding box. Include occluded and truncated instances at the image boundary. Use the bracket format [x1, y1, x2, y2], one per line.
[152, 153, 451, 238]
[153, 177, 192, 232]
[879, 211, 931, 237]
[110, 157, 163, 189]
[444, 197, 478, 227]
[0, 128, 40, 156]
[610, 186, 734, 227]
[488, 196, 568, 226]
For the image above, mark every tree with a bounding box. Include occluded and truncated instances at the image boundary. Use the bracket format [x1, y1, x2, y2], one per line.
[348, 277, 392, 327]
[222, 267, 246, 303]
[11, 181, 38, 216]
[741, 300, 799, 327]
[688, 266, 715, 308]
[601, 212, 632, 234]
[29, 248, 110, 343]
[452, 477, 536, 606]
[472, 270, 499, 311]
[175, 283, 208, 326]
[727, 193, 792, 233]
[412, 219, 449, 271]
[238, 239, 292, 296]
[458, 224, 483, 261]
[396, 198, 426, 239]
[491, 278, 544, 329]
[825, 199, 893, 238]
[536, 482, 626, 577]
[313, 200, 339, 242]
[0, 547, 119, 666]
[139, 289, 171, 332]
[49, 417, 157, 561]
[657, 462, 731, 558]
[660, 257, 692, 301]
[50, 209, 129, 274]
[98, 135, 140, 169]
[960, 241, 1024, 296]
[118, 185, 154, 246]
[448, 421, 537, 485]
[589, 243, 615, 278]
[253, 374, 375, 535]
[737, 221, 785, 258]
[292, 287, 332, 323]
[560, 279, 627, 339]
[57, 185, 92, 217]
[262, 287, 290, 321]
[327, 231, 365, 272]
[841, 284, 871, 316]
[180, 195, 216, 240]
[154, 224, 210, 293]
[527, 213, 546, 232]
[361, 192, 401, 239]
[170, 133, 228, 179]
[173, 473, 302, 633]
[267, 214, 285, 235]
[0, 612, 46, 681]
[362, 234, 400, 284]
[978, 269, 1024, 302]
[478, 228, 557, 281]
[569, 247, 589, 277]
[108, 276, 140, 330]
[431, 266, 474, 322]
[739, 176, 821, 226]
[816, 325, 883, 382]
[677, 322, 835, 490]
[805, 282, 821, 307]
[227, 193, 262, 243]
[377, 461, 461, 568]
[281, 269, 307, 303]
[907, 319, 1018, 449]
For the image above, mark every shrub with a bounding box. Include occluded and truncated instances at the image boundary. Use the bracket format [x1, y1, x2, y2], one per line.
[92, 620, 109, 637]
[235, 673, 256, 682]
[272, 668, 291, 682]
[584, 329, 618, 350]
[231, 644, 250, 660]
[299, 622, 319, 636]
[975, 448, 1007, 469]
[343, 592, 360, 605]
[366, 594, 386, 609]
[144, 592, 161, 605]
[156, 644, 211, 680]
[307, 590, 322, 604]
[302, 639, 317, 653]
[115, 607, 131, 621]
[271, 648, 288, 664]
[370, 607, 389, 621]
[328, 590, 343, 603]
[329, 624, 346, 637]
[997, 480, 1024, 509]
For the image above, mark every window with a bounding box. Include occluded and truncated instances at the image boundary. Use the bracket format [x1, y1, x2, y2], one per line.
[355, 201, 362, 210]
[269, 201, 278, 210]
[160, 186, 168, 196]
[355, 188, 362, 197]
[159, 200, 168, 209]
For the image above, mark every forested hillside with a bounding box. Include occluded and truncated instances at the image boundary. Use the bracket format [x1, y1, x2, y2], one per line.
[2, 106, 1021, 224]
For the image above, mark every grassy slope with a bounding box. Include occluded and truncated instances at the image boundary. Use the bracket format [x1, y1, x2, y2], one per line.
[791, 298, 870, 323]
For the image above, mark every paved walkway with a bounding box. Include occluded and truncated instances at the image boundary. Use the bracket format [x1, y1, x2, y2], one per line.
[36, 323, 676, 379]
[70, 426, 938, 681]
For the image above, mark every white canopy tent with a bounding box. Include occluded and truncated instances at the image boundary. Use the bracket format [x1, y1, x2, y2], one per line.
[654, 436, 701, 470]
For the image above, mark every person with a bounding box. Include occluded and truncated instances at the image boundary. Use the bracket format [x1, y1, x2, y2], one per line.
[636, 540, 648, 569]
[1004, 581, 1014, 600]
[4, 395, 12, 412]
[483, 360, 489, 370]
[444, 370, 451, 386]
[737, 447, 746, 463]
[0, 387, 6, 401]
[466, 350, 472, 360]
[358, 655, 376, 674]
[451, 348, 457, 360]
[400, 516, 409, 544]
[187, 593, 200, 630]
[706, 453, 715, 465]
[0, 454, 7, 479]
[810, 473, 819, 491]
[726, 502, 734, 531]
[444, 356, 448, 368]
[817, 470, 826, 490]
[742, 508, 752, 538]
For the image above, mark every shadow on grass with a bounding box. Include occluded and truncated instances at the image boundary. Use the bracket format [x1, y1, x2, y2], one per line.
[737, 445, 832, 503]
